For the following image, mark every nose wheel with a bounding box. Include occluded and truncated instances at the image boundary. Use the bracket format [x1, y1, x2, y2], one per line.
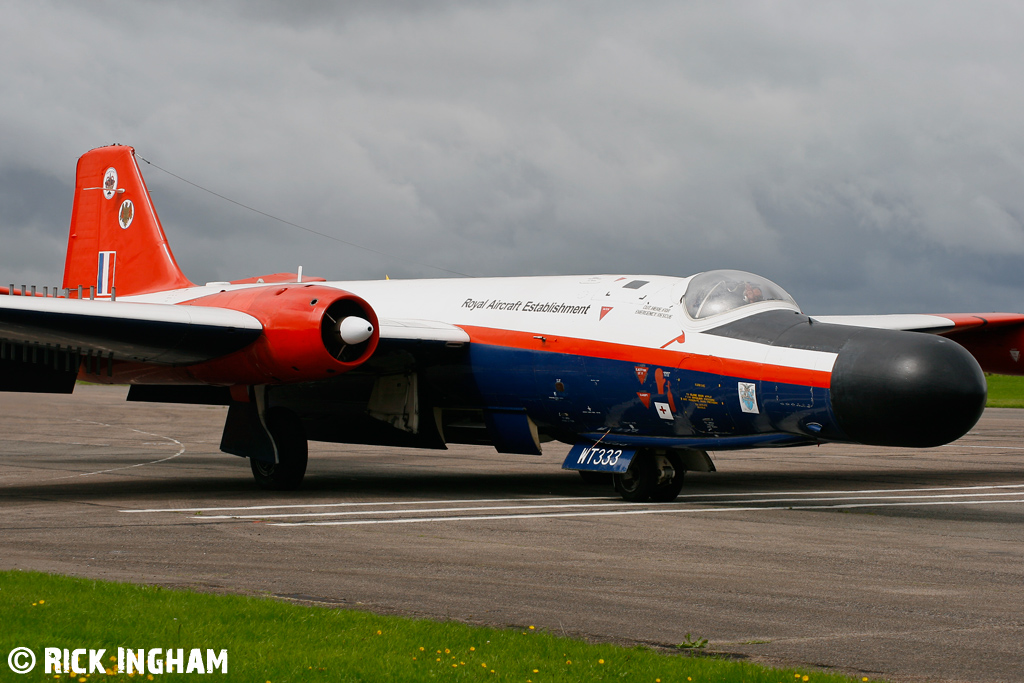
[613, 451, 684, 502]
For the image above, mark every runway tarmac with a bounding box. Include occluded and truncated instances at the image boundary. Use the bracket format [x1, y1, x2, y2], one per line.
[2, 385, 1023, 683]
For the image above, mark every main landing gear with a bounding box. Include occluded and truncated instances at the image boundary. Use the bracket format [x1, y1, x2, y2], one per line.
[614, 451, 684, 502]
[580, 450, 685, 502]
[250, 408, 308, 491]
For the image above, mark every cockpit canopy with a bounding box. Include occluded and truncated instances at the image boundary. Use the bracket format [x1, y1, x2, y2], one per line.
[682, 270, 799, 320]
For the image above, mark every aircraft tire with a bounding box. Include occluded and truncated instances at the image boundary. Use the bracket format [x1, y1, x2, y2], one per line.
[649, 454, 684, 502]
[613, 453, 659, 502]
[578, 470, 613, 485]
[250, 408, 308, 491]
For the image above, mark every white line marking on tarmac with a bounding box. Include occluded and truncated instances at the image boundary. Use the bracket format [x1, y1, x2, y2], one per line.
[119, 483, 1024, 514]
[678, 483, 1024, 498]
[193, 490, 1024, 520]
[48, 420, 185, 479]
[272, 497, 1024, 526]
[200, 501, 645, 519]
[118, 482, 1024, 527]
[120, 496, 610, 514]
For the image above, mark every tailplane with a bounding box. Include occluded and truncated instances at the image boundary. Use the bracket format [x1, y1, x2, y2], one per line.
[63, 145, 194, 298]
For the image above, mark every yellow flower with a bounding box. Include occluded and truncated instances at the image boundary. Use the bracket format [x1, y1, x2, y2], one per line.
[566, 660, 572, 664]
[803, 677, 809, 682]
[148, 677, 154, 681]
[436, 658, 441, 662]
[39, 600, 45, 604]
[376, 630, 382, 635]
[529, 625, 535, 630]
[533, 669, 539, 673]
[109, 657, 116, 662]
[32, 603, 37, 606]
[470, 647, 475, 651]
[482, 663, 487, 667]
[419, 647, 424, 651]
[445, 649, 450, 654]
[452, 664, 457, 668]
[599, 659, 605, 664]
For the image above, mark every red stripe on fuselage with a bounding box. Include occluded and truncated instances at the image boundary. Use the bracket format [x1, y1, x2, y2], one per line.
[457, 325, 832, 388]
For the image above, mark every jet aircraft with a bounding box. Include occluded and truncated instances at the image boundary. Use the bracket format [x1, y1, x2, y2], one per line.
[1, 145, 1021, 502]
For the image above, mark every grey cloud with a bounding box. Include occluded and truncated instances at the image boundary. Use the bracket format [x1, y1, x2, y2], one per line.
[3, 2, 1024, 313]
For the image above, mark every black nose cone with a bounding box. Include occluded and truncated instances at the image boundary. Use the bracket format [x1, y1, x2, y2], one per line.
[830, 329, 987, 447]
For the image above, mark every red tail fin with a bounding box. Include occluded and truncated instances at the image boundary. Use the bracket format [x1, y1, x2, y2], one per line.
[63, 145, 194, 297]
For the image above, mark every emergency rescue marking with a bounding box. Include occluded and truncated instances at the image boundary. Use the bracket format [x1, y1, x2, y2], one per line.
[636, 304, 673, 319]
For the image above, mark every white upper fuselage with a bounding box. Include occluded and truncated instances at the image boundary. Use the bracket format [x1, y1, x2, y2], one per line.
[125, 273, 837, 376]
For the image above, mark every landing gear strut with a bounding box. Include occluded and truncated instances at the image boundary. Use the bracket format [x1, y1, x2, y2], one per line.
[613, 451, 684, 502]
[250, 408, 308, 491]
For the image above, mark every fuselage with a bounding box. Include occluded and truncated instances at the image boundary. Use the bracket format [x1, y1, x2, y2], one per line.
[119, 270, 986, 452]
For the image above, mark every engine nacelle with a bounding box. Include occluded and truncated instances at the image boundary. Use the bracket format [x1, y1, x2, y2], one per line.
[184, 284, 379, 385]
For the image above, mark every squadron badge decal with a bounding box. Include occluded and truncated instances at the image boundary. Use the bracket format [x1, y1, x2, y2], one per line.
[119, 199, 134, 230]
[103, 167, 118, 200]
[738, 382, 759, 414]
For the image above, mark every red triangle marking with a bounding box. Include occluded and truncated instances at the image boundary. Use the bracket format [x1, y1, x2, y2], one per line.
[600, 306, 613, 320]
[637, 391, 651, 408]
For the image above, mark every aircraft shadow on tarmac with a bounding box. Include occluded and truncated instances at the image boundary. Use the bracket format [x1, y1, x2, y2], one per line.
[5, 463, 1024, 513]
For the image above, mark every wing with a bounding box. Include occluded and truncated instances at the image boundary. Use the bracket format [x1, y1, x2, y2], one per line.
[812, 312, 1024, 375]
[0, 294, 263, 366]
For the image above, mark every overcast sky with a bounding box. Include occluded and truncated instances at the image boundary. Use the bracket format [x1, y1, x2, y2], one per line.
[3, 1, 1024, 314]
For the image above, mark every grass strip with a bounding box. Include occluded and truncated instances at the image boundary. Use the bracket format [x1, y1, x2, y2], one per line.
[0, 570, 879, 682]
[985, 373, 1024, 408]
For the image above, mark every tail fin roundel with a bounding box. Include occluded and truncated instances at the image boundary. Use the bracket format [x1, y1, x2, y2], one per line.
[63, 145, 194, 298]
